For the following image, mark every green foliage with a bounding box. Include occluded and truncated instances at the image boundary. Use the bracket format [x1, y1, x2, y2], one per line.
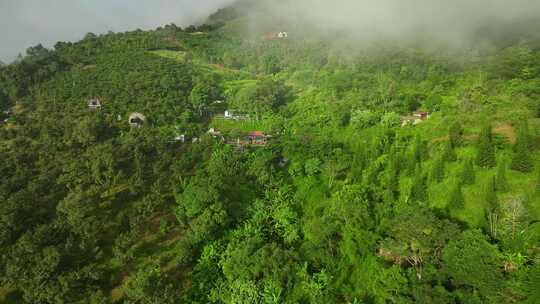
[447, 180, 465, 210]
[123, 265, 179, 303]
[526, 263, 540, 303]
[442, 230, 504, 300]
[381, 209, 460, 271]
[190, 79, 220, 116]
[304, 158, 322, 176]
[461, 158, 476, 185]
[412, 135, 427, 164]
[476, 124, 497, 168]
[409, 165, 428, 203]
[430, 156, 446, 183]
[449, 121, 464, 147]
[425, 93, 443, 111]
[350, 109, 378, 130]
[230, 78, 290, 121]
[536, 168, 540, 197]
[485, 176, 499, 212]
[511, 121, 533, 172]
[0, 88, 8, 110]
[380, 111, 401, 128]
[442, 140, 457, 162]
[495, 159, 509, 192]
[0, 9, 539, 303]
[490, 44, 539, 80]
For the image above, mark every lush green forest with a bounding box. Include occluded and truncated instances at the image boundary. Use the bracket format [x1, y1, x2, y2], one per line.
[1, 2, 540, 304]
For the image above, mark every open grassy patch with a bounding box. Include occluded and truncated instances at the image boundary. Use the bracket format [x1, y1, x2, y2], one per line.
[149, 50, 187, 62]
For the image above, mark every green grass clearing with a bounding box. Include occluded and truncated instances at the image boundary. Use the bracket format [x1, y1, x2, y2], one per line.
[149, 50, 187, 62]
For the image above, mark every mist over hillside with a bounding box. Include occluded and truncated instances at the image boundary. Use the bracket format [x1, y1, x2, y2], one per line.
[212, 0, 540, 49]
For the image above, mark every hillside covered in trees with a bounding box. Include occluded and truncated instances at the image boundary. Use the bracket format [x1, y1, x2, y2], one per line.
[1, 1, 540, 303]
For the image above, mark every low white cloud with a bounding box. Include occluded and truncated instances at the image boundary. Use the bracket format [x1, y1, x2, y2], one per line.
[245, 0, 540, 49]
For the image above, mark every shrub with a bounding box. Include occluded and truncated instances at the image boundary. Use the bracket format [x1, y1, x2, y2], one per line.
[350, 109, 378, 129]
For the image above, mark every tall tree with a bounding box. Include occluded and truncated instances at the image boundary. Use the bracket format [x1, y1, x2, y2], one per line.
[495, 159, 509, 193]
[0, 88, 8, 110]
[485, 176, 501, 238]
[511, 121, 533, 172]
[536, 168, 540, 197]
[190, 77, 221, 117]
[385, 156, 400, 196]
[442, 140, 457, 162]
[476, 124, 496, 168]
[442, 230, 504, 300]
[412, 135, 427, 164]
[461, 158, 476, 185]
[449, 121, 464, 147]
[447, 180, 465, 210]
[485, 176, 499, 212]
[409, 165, 428, 203]
[499, 196, 530, 245]
[405, 150, 418, 177]
[526, 263, 540, 303]
[430, 156, 445, 183]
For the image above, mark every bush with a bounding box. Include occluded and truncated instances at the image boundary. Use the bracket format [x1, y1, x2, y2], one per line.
[304, 158, 322, 176]
[350, 109, 378, 129]
[380, 112, 401, 128]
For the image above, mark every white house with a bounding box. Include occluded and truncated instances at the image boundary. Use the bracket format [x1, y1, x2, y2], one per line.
[278, 32, 288, 38]
[224, 110, 248, 120]
[88, 98, 102, 110]
[128, 112, 146, 128]
[175, 134, 186, 143]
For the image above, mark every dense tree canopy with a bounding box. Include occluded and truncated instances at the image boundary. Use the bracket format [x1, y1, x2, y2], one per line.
[0, 4, 539, 303]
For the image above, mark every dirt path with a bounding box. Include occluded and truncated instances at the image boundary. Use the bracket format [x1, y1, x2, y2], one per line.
[493, 123, 516, 144]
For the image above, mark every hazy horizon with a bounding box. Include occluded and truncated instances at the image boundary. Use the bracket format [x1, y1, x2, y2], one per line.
[0, 0, 235, 62]
[2, 0, 540, 63]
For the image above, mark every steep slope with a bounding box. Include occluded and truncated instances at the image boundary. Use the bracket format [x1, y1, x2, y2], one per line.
[1, 3, 540, 303]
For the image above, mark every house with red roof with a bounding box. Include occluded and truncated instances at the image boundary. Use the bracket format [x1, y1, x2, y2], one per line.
[247, 131, 268, 145]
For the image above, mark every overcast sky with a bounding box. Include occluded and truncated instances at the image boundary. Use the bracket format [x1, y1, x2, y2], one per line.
[0, 0, 234, 62]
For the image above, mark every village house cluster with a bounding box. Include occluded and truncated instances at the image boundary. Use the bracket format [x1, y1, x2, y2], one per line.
[208, 127, 270, 148]
[84, 98, 270, 149]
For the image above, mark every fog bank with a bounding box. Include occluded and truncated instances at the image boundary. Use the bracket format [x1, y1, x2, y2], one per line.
[246, 0, 540, 47]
